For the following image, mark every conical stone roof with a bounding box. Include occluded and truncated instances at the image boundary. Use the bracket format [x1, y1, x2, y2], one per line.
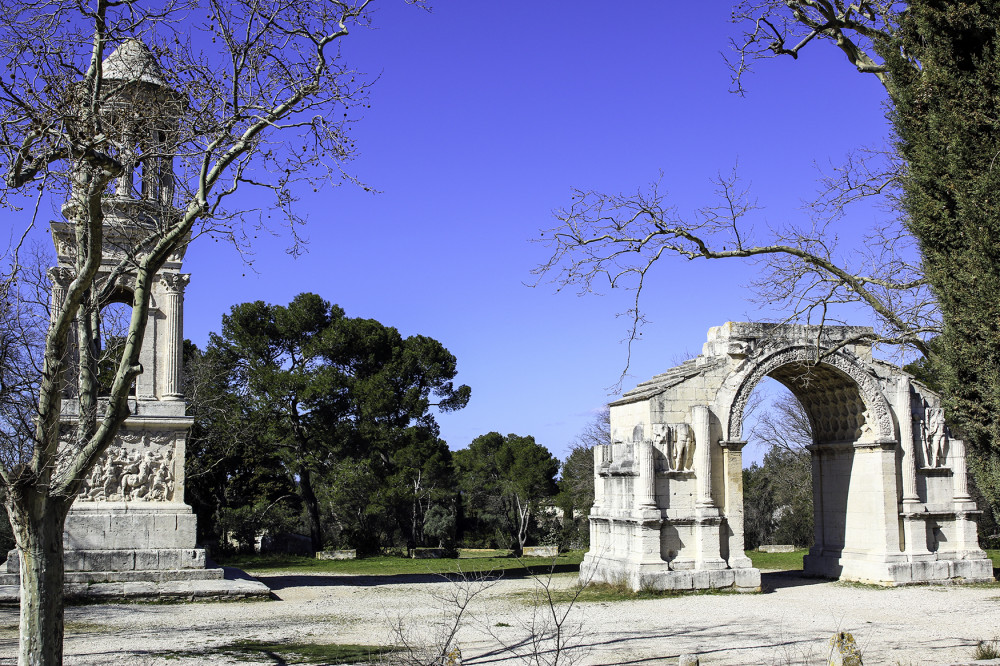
[102, 39, 168, 87]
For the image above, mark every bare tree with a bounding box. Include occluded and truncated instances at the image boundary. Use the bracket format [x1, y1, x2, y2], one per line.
[728, 1, 907, 94]
[488, 563, 588, 666]
[534, 4, 935, 383]
[385, 568, 502, 666]
[535, 167, 936, 382]
[0, 1, 420, 663]
[750, 390, 813, 454]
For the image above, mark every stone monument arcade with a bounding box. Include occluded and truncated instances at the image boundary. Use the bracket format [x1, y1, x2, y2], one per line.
[581, 322, 994, 590]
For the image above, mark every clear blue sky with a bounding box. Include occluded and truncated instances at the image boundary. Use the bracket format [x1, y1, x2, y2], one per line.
[173, 3, 892, 462]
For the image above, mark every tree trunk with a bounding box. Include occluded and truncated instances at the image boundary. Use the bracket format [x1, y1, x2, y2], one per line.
[5, 488, 71, 666]
[298, 467, 322, 552]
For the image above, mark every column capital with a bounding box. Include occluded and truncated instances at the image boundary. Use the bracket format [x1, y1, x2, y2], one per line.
[720, 439, 747, 451]
[48, 265, 75, 287]
[158, 272, 190, 294]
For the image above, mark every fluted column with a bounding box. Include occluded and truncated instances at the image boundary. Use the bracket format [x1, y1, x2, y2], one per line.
[159, 273, 189, 400]
[693, 405, 714, 508]
[48, 266, 74, 322]
[952, 437, 972, 502]
[637, 438, 656, 509]
[897, 378, 920, 505]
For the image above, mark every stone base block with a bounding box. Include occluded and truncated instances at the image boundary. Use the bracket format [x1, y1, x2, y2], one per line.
[522, 545, 559, 557]
[806, 551, 995, 585]
[64, 504, 197, 551]
[7, 548, 208, 574]
[0, 572, 271, 602]
[579, 552, 760, 592]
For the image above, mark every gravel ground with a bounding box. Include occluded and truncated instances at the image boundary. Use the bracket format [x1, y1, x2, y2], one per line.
[1, 569, 999, 665]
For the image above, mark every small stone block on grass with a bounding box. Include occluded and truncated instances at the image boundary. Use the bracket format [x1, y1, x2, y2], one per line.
[522, 546, 558, 557]
[316, 549, 356, 560]
[757, 545, 795, 553]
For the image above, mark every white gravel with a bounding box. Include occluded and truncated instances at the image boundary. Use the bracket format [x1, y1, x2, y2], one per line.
[1, 569, 999, 665]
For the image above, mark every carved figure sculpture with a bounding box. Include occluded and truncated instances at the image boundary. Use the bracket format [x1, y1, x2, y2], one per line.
[923, 407, 949, 468]
[673, 423, 693, 471]
[651, 423, 695, 471]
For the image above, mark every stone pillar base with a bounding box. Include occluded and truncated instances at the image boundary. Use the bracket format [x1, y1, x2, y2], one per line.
[579, 551, 760, 592]
[804, 549, 995, 585]
[5, 501, 221, 584]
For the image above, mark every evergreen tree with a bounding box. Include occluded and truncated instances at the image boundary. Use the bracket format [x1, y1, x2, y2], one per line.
[884, 1, 1000, 514]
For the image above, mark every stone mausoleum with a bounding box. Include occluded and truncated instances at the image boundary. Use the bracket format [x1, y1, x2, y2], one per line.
[581, 322, 995, 590]
[2, 42, 263, 597]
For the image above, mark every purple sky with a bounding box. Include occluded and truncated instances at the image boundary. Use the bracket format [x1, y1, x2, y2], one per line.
[140, 3, 896, 461]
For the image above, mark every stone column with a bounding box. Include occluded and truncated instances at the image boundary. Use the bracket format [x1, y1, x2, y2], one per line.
[692, 405, 714, 509]
[721, 440, 753, 568]
[951, 438, 973, 502]
[692, 405, 724, 569]
[48, 266, 73, 320]
[897, 378, 930, 558]
[159, 273, 189, 400]
[897, 378, 920, 505]
[871, 439, 904, 556]
[949, 437, 983, 555]
[592, 445, 605, 511]
[637, 438, 656, 510]
[48, 267, 76, 375]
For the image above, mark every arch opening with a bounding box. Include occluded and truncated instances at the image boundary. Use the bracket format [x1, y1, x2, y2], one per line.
[739, 362, 874, 576]
[96, 297, 136, 397]
[742, 377, 814, 553]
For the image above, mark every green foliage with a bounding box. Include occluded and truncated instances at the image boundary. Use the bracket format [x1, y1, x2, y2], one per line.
[454, 432, 559, 553]
[744, 390, 814, 550]
[184, 342, 302, 553]
[424, 504, 457, 549]
[884, 1, 1000, 506]
[743, 448, 813, 550]
[187, 293, 469, 554]
[556, 408, 608, 549]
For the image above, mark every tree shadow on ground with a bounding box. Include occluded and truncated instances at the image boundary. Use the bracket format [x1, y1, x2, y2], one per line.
[257, 563, 580, 592]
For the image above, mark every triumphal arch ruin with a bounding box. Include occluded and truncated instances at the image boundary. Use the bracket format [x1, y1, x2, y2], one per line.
[580, 322, 994, 590]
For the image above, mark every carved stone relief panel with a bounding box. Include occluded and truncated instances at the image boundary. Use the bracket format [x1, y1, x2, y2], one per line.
[77, 430, 177, 502]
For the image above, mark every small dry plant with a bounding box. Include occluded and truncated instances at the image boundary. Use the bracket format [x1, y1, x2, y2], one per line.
[974, 638, 1000, 660]
[383, 567, 500, 666]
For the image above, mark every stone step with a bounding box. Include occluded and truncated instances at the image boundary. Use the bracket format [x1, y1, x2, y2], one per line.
[0, 567, 270, 603]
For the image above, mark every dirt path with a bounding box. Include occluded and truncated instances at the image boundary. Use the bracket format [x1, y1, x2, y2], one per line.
[1, 570, 998, 665]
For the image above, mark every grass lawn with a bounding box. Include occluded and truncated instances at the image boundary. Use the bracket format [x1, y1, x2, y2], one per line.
[748, 549, 1000, 574]
[746, 549, 807, 571]
[219, 549, 585, 576]
[220, 548, 1000, 578]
